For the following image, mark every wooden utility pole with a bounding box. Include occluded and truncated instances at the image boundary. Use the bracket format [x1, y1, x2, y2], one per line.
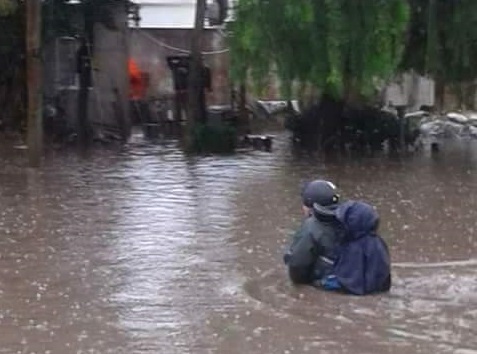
[187, 0, 207, 144]
[26, 0, 43, 167]
[239, 83, 247, 124]
[77, 4, 94, 147]
[77, 36, 93, 146]
[396, 105, 407, 152]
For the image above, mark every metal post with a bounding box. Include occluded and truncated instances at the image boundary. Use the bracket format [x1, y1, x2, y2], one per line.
[187, 0, 207, 142]
[396, 105, 407, 152]
[26, 0, 43, 167]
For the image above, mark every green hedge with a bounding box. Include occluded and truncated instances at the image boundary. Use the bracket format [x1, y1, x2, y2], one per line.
[191, 123, 237, 154]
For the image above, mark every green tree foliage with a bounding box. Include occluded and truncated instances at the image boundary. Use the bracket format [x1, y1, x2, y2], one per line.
[0, 0, 22, 69]
[0, 0, 16, 15]
[229, 0, 410, 99]
[0, 1, 25, 129]
[0, 1, 22, 65]
[402, 0, 477, 84]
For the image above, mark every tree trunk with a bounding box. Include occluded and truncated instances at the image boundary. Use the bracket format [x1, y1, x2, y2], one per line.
[409, 70, 420, 111]
[77, 60, 91, 145]
[396, 105, 407, 152]
[435, 79, 445, 112]
[454, 83, 464, 110]
[26, 0, 43, 167]
[77, 7, 94, 146]
[186, 0, 207, 148]
[239, 83, 247, 125]
[342, 72, 356, 106]
[464, 81, 476, 110]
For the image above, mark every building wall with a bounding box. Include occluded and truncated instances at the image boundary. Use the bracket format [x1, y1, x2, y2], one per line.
[383, 72, 477, 112]
[130, 28, 231, 106]
[42, 3, 131, 139]
[384, 72, 435, 111]
[92, 4, 131, 138]
[135, 0, 196, 29]
[133, 0, 235, 28]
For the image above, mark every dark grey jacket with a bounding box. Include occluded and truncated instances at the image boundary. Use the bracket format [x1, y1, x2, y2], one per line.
[284, 210, 343, 284]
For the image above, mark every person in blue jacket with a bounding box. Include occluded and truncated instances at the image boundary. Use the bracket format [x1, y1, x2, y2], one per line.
[322, 200, 392, 295]
[283, 180, 344, 285]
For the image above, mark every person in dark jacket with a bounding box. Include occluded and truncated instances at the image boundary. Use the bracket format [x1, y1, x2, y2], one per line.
[283, 180, 344, 285]
[325, 200, 392, 295]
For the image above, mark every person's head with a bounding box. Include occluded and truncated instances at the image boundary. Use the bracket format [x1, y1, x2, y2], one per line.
[335, 200, 380, 239]
[301, 180, 340, 216]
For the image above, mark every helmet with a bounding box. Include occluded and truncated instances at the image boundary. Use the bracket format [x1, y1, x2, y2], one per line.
[301, 180, 339, 208]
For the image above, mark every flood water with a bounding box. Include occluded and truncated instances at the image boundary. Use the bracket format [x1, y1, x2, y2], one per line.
[0, 131, 476, 354]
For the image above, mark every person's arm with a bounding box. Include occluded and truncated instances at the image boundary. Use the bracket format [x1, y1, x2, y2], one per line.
[378, 235, 392, 291]
[284, 222, 320, 284]
[283, 229, 302, 264]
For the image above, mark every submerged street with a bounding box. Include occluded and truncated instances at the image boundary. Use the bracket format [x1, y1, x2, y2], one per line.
[0, 132, 476, 354]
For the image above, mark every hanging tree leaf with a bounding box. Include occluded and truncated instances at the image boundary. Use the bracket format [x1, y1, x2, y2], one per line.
[401, 0, 477, 84]
[229, 0, 410, 100]
[0, 0, 16, 16]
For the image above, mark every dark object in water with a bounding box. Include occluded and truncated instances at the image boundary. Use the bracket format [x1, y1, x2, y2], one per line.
[192, 123, 237, 153]
[285, 95, 417, 153]
[431, 142, 440, 153]
[143, 123, 160, 139]
[242, 134, 273, 152]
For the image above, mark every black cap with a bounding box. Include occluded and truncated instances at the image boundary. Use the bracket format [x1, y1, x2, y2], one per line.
[301, 180, 339, 209]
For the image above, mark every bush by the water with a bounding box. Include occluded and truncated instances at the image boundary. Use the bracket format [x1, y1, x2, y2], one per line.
[285, 95, 418, 153]
[192, 123, 237, 153]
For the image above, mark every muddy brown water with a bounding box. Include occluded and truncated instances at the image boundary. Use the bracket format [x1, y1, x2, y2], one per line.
[0, 132, 476, 354]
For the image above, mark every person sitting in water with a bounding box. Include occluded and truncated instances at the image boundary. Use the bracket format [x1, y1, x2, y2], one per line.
[283, 179, 344, 285]
[321, 200, 392, 295]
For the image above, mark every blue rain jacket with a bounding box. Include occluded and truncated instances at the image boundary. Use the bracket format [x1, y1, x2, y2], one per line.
[333, 201, 391, 295]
